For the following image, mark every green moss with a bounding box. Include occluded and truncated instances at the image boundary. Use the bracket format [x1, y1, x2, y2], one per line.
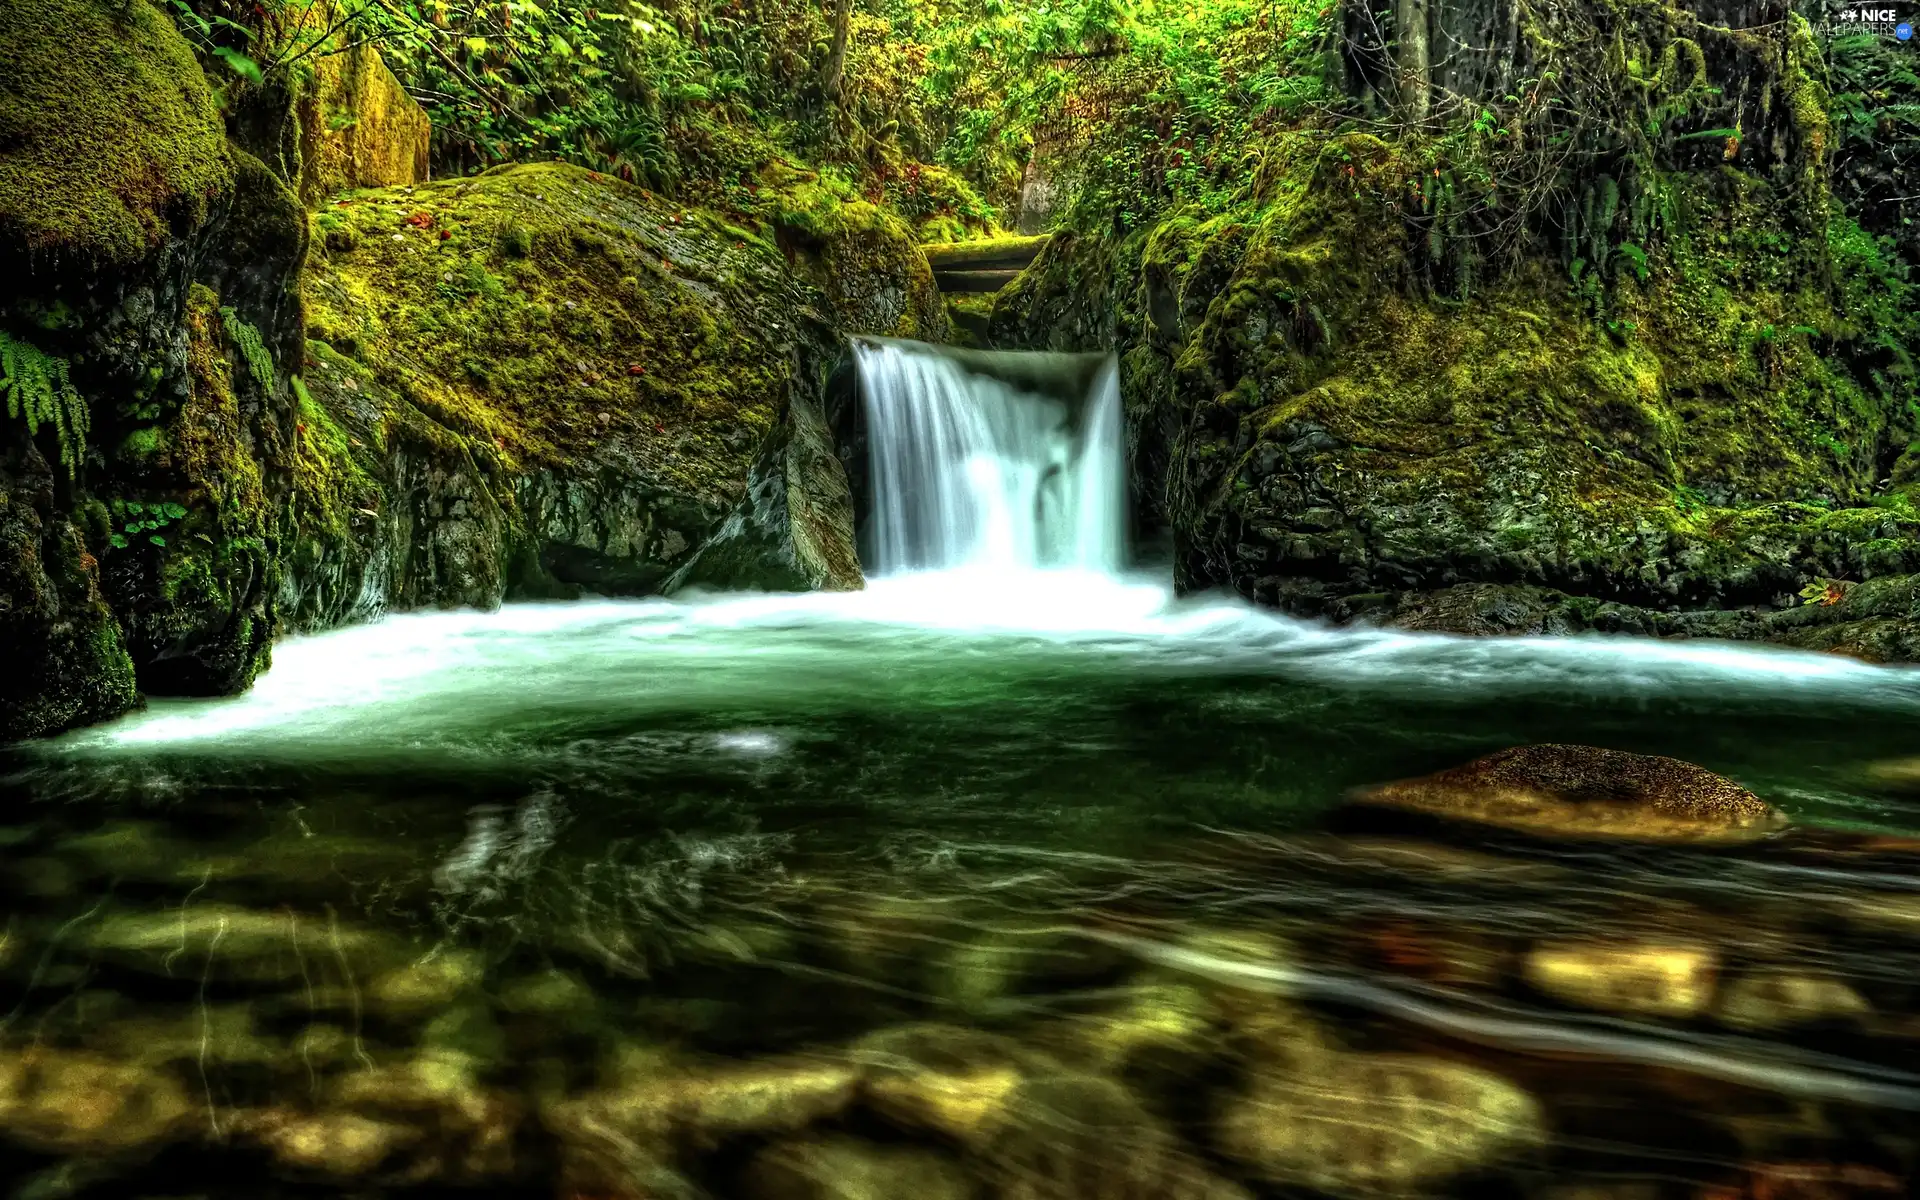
[1008, 124, 1918, 612]
[303, 163, 794, 502]
[219, 307, 275, 389]
[0, 0, 233, 264]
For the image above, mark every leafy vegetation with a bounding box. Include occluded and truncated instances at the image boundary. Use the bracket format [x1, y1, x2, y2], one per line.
[1, 331, 88, 476]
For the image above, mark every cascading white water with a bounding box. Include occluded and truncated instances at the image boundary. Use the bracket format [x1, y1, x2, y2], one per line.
[855, 338, 1126, 576]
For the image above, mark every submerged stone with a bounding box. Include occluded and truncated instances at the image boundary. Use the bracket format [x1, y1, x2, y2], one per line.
[235, 1108, 421, 1177]
[1524, 940, 1719, 1019]
[85, 904, 396, 981]
[1217, 1048, 1543, 1195]
[1350, 744, 1787, 842]
[0, 1046, 192, 1154]
[1716, 969, 1872, 1032]
[742, 1136, 975, 1200]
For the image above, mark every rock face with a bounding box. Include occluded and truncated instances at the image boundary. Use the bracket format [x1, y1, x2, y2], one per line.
[1, 0, 305, 731]
[289, 6, 432, 206]
[992, 99, 1920, 658]
[287, 161, 874, 624]
[0, 9, 954, 737]
[1349, 744, 1787, 842]
[666, 391, 865, 594]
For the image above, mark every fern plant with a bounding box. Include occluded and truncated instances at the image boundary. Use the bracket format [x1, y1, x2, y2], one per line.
[1, 331, 88, 476]
[219, 307, 275, 389]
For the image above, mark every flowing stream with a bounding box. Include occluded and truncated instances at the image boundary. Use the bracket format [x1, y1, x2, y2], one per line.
[3, 340, 1920, 1197]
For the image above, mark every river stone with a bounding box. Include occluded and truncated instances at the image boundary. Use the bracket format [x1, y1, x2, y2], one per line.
[1524, 941, 1718, 1019]
[1716, 969, 1871, 1032]
[742, 1136, 976, 1200]
[0, 1046, 193, 1154]
[1217, 1049, 1543, 1195]
[367, 949, 485, 1017]
[235, 1108, 422, 1176]
[326, 1048, 520, 1179]
[1350, 744, 1786, 842]
[84, 904, 397, 981]
[987, 1071, 1253, 1200]
[852, 1023, 1029, 1146]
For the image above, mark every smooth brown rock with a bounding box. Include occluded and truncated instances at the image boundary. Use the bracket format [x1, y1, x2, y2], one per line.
[1351, 744, 1786, 842]
[1217, 1047, 1543, 1195]
[1716, 969, 1871, 1032]
[743, 1136, 976, 1200]
[1525, 940, 1718, 1019]
[0, 1046, 192, 1154]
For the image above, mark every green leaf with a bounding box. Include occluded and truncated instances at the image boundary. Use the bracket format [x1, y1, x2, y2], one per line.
[149, 535, 167, 547]
[162, 502, 187, 519]
[464, 36, 489, 55]
[109, 534, 127, 549]
[212, 46, 264, 85]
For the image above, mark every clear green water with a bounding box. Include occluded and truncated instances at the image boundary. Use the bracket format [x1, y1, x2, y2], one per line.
[4, 573, 1920, 1198]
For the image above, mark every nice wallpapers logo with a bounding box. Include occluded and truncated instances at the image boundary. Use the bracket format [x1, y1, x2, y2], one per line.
[1834, 3, 1914, 41]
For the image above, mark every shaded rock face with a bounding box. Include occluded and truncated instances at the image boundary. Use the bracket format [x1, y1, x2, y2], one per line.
[290, 12, 432, 207]
[666, 391, 865, 595]
[991, 121, 1920, 659]
[286, 162, 873, 626]
[1, 0, 307, 733]
[1349, 744, 1787, 843]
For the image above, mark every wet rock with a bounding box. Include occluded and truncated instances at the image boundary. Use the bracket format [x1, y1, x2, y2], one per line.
[1716, 970, 1871, 1032]
[1054, 979, 1223, 1072]
[327, 1049, 520, 1180]
[368, 949, 485, 1018]
[853, 1023, 1029, 1146]
[930, 922, 1126, 1016]
[498, 967, 598, 1019]
[88, 1003, 283, 1068]
[987, 1071, 1252, 1200]
[0, 1045, 193, 1154]
[549, 1053, 861, 1195]
[234, 1108, 421, 1176]
[1217, 1048, 1543, 1196]
[85, 904, 397, 982]
[1524, 940, 1718, 1019]
[742, 1136, 975, 1200]
[1350, 745, 1786, 842]
[664, 391, 864, 595]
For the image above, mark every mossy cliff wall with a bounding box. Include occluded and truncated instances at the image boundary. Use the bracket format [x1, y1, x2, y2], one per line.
[994, 52, 1920, 660]
[1, 0, 306, 736]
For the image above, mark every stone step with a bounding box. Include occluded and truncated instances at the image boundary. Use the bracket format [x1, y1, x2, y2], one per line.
[922, 234, 1050, 273]
[933, 268, 1022, 294]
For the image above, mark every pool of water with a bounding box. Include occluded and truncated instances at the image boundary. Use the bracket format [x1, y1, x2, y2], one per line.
[4, 570, 1920, 1198]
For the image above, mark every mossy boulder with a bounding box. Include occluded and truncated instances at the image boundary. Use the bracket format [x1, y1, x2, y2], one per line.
[994, 127, 1920, 656]
[0, 440, 139, 738]
[2, 0, 306, 733]
[290, 163, 872, 618]
[0, 0, 233, 266]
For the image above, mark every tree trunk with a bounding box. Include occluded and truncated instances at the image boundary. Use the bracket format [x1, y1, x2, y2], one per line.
[824, 0, 853, 102]
[1395, 0, 1431, 123]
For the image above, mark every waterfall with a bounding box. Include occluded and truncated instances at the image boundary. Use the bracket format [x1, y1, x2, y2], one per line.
[855, 338, 1126, 576]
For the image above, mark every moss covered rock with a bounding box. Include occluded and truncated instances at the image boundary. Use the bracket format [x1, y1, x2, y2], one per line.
[2, 1, 309, 732]
[0, 0, 233, 266]
[291, 7, 432, 207]
[1349, 744, 1787, 843]
[994, 127, 1920, 656]
[290, 163, 874, 619]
